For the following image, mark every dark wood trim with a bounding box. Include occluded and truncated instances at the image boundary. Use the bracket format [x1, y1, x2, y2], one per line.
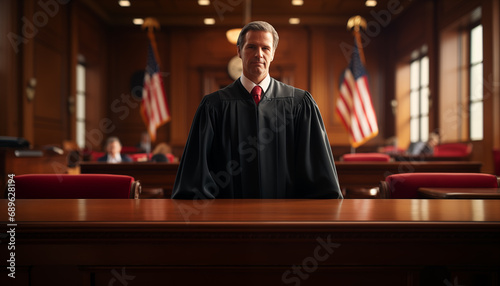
[80, 161, 482, 194]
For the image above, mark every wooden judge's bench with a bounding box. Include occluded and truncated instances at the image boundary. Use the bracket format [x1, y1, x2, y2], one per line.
[1, 199, 499, 285]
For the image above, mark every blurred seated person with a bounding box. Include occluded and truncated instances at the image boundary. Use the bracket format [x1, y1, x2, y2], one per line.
[136, 132, 151, 153]
[97, 137, 132, 163]
[377, 136, 405, 155]
[151, 153, 168, 162]
[62, 140, 82, 168]
[152, 142, 177, 163]
[407, 132, 440, 156]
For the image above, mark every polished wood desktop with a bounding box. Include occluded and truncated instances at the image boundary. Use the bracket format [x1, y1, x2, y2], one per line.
[418, 187, 500, 199]
[80, 161, 483, 195]
[1, 199, 499, 285]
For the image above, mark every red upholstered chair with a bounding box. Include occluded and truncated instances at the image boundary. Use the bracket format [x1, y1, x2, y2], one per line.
[379, 173, 499, 199]
[128, 153, 153, 162]
[13, 174, 141, 199]
[341, 153, 391, 162]
[493, 149, 500, 176]
[89, 151, 105, 161]
[379, 145, 405, 155]
[433, 143, 472, 158]
[121, 146, 141, 154]
[340, 153, 391, 198]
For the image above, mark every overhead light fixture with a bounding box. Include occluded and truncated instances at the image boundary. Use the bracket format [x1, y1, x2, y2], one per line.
[292, 0, 303, 6]
[289, 18, 300, 25]
[226, 0, 251, 45]
[204, 18, 215, 25]
[133, 18, 144, 25]
[118, 0, 131, 7]
[198, 0, 210, 5]
[365, 0, 377, 7]
[226, 28, 241, 45]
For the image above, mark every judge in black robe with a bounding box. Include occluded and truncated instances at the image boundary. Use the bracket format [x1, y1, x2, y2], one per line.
[171, 21, 342, 199]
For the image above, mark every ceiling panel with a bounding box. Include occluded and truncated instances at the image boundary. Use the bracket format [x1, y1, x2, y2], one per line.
[81, 0, 412, 27]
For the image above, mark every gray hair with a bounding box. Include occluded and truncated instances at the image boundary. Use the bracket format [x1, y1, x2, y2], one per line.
[106, 136, 121, 147]
[237, 21, 279, 52]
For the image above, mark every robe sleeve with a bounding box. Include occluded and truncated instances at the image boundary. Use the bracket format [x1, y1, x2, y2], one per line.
[171, 96, 219, 199]
[294, 92, 343, 199]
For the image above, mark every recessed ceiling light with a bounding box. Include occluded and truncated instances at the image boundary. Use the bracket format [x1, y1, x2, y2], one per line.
[133, 18, 144, 25]
[365, 0, 377, 7]
[118, 0, 131, 7]
[292, 0, 303, 6]
[198, 0, 210, 5]
[289, 18, 300, 24]
[204, 18, 215, 25]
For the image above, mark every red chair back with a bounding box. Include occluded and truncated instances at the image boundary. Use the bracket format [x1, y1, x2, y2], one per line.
[121, 146, 140, 153]
[433, 143, 472, 157]
[128, 153, 153, 162]
[13, 174, 140, 199]
[493, 149, 500, 176]
[379, 146, 405, 155]
[383, 173, 498, 199]
[89, 151, 105, 161]
[341, 153, 391, 162]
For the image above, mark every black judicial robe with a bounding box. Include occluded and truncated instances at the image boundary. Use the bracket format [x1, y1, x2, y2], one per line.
[171, 78, 342, 199]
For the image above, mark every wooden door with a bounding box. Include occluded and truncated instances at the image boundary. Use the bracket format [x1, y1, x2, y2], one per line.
[21, 0, 71, 147]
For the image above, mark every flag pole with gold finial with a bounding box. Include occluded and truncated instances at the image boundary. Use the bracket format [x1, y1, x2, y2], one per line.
[347, 15, 367, 65]
[140, 17, 171, 146]
[346, 16, 368, 153]
[142, 17, 162, 66]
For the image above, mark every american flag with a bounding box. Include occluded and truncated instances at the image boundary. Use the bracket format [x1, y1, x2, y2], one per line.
[336, 40, 378, 148]
[141, 42, 170, 142]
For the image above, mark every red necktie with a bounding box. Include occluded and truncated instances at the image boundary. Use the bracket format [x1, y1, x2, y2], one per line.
[251, 85, 262, 105]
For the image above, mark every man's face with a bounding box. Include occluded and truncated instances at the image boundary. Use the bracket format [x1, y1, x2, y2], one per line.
[107, 141, 121, 156]
[237, 30, 275, 84]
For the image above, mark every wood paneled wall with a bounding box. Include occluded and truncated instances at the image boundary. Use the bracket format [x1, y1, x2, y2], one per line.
[0, 0, 72, 147]
[1, 0, 499, 171]
[24, 0, 71, 147]
[0, 0, 21, 137]
[76, 3, 111, 152]
[479, 0, 500, 172]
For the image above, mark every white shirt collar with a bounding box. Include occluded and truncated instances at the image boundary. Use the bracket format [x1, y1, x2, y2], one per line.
[240, 73, 271, 94]
[107, 153, 122, 163]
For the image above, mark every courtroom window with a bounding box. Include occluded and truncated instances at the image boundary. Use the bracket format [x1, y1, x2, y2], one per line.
[469, 23, 483, 141]
[410, 51, 429, 143]
[76, 59, 86, 149]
